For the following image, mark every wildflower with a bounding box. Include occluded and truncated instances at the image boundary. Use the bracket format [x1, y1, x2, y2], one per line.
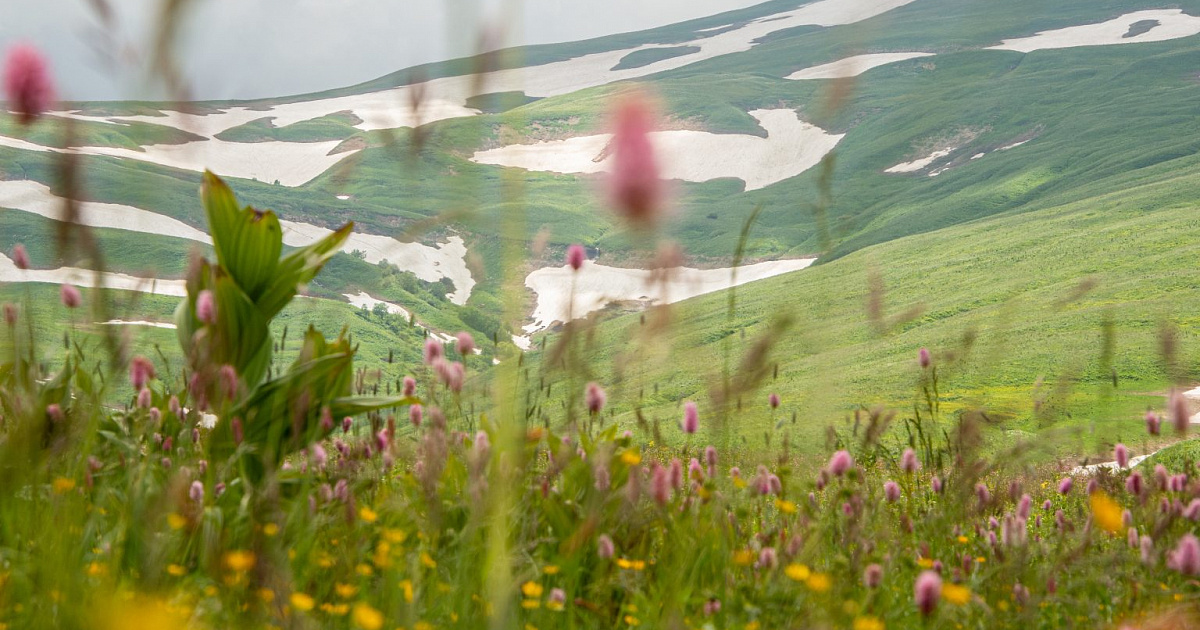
[863, 563, 883, 588]
[137, 388, 152, 409]
[669, 458, 684, 490]
[189, 481, 203, 503]
[918, 347, 931, 369]
[547, 587, 566, 611]
[828, 450, 853, 477]
[410, 404, 423, 427]
[1167, 534, 1200, 575]
[853, 616, 884, 630]
[52, 477, 75, 494]
[976, 483, 990, 506]
[343, 416, 353, 432]
[1017, 494, 1032, 519]
[1115, 443, 1129, 468]
[423, 338, 443, 365]
[403, 376, 417, 397]
[682, 401, 698, 434]
[352, 603, 384, 630]
[598, 534, 614, 559]
[231, 417, 244, 445]
[585, 382, 606, 414]
[914, 570, 942, 616]
[195, 290, 216, 324]
[652, 464, 671, 505]
[1146, 410, 1161, 436]
[1057, 477, 1073, 495]
[705, 445, 718, 476]
[46, 403, 63, 422]
[290, 592, 315, 612]
[566, 244, 586, 270]
[522, 581, 544, 598]
[1141, 535, 1156, 565]
[805, 572, 832, 593]
[4, 44, 55, 125]
[2, 303, 15, 325]
[703, 599, 721, 616]
[768, 393, 780, 409]
[942, 583, 971, 606]
[608, 92, 662, 225]
[785, 563, 811, 582]
[11, 244, 29, 269]
[1171, 390, 1190, 435]
[1184, 499, 1200, 521]
[223, 550, 256, 572]
[1091, 491, 1124, 533]
[455, 331, 475, 356]
[931, 476, 943, 493]
[218, 365, 238, 400]
[60, 283, 81, 308]
[1126, 471, 1144, 497]
[901, 448, 920, 473]
[884, 481, 901, 503]
[757, 547, 777, 569]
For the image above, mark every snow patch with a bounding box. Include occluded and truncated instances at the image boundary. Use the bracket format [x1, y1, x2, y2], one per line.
[786, 52, 932, 80]
[471, 109, 844, 191]
[885, 147, 955, 173]
[989, 9, 1200, 52]
[523, 257, 816, 334]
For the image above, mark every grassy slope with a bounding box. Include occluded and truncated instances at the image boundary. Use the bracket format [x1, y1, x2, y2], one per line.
[561, 172, 1200, 464]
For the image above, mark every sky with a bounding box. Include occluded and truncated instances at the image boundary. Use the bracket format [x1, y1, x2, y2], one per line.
[1, 0, 767, 102]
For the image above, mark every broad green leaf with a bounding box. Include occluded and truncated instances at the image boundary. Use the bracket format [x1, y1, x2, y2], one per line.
[256, 223, 353, 320]
[201, 171, 282, 300]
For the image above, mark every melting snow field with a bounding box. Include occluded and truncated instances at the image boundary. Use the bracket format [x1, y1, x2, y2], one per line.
[471, 109, 844, 191]
[785, 52, 933, 80]
[0, 180, 476, 304]
[989, 9, 1200, 52]
[885, 147, 955, 173]
[0, 252, 187, 297]
[523, 257, 817, 334]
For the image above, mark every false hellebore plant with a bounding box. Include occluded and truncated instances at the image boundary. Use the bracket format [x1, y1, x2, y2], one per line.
[177, 172, 416, 481]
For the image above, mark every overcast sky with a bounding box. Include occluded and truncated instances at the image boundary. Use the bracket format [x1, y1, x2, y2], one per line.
[1, 0, 767, 102]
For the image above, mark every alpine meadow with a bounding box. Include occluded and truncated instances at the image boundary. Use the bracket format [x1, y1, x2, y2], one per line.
[3, 0, 1200, 628]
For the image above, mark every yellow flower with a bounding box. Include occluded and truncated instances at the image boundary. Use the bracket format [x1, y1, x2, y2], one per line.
[414, 622, 434, 630]
[732, 550, 756, 566]
[400, 579, 414, 603]
[352, 603, 384, 630]
[624, 615, 640, 626]
[290, 593, 315, 612]
[384, 528, 408, 544]
[745, 622, 761, 630]
[805, 573, 832, 593]
[784, 563, 811, 582]
[775, 499, 797, 514]
[521, 581, 544, 598]
[521, 599, 541, 609]
[1090, 491, 1123, 534]
[942, 583, 971, 606]
[321, 602, 350, 615]
[620, 450, 642, 466]
[85, 562, 106, 577]
[733, 477, 748, 489]
[52, 477, 75, 494]
[853, 616, 884, 630]
[166, 513, 187, 530]
[262, 523, 280, 537]
[420, 552, 437, 568]
[356, 563, 373, 576]
[543, 565, 560, 575]
[222, 550, 256, 572]
[917, 557, 934, 569]
[335, 583, 358, 598]
[166, 564, 186, 577]
[258, 589, 275, 603]
[956, 536, 969, 544]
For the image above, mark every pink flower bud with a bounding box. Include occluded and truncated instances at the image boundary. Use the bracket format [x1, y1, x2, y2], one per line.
[195, 290, 216, 324]
[1172, 390, 1190, 435]
[11, 244, 29, 270]
[901, 448, 920, 473]
[828, 450, 853, 477]
[409, 405, 422, 427]
[597, 534, 614, 559]
[918, 347, 931, 369]
[1114, 443, 1129, 468]
[423, 338, 443, 365]
[931, 476, 943, 493]
[863, 563, 883, 588]
[2, 303, 15, 325]
[3, 45, 55, 125]
[884, 481, 901, 503]
[1146, 410, 1161, 436]
[455, 331, 475, 356]
[608, 93, 663, 225]
[914, 570, 942, 616]
[231, 417, 244, 445]
[189, 480, 204, 503]
[566, 244, 586, 270]
[129, 356, 155, 390]
[402, 376, 416, 397]
[768, 393, 780, 409]
[342, 416, 353, 433]
[59, 283, 81, 308]
[682, 401, 698, 434]
[1057, 477, 1073, 495]
[585, 382, 606, 414]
